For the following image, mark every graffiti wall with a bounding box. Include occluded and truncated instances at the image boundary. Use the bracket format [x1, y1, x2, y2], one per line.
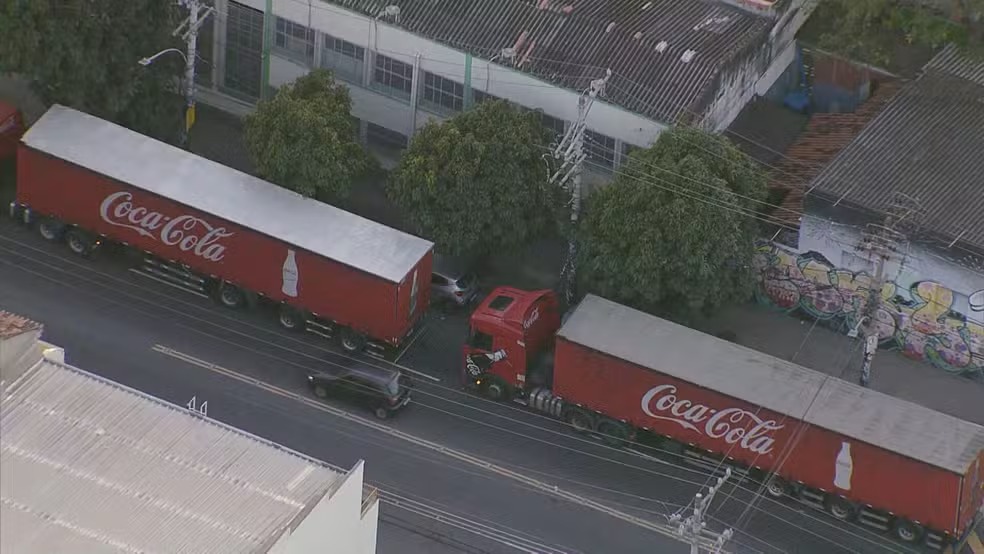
[755, 244, 984, 377]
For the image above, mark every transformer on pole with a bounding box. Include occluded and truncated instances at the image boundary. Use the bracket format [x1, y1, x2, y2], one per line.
[669, 468, 735, 554]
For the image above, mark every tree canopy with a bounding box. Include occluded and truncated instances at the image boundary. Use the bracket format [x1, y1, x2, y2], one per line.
[0, 0, 185, 142]
[243, 69, 371, 200]
[577, 127, 768, 323]
[387, 100, 563, 259]
[802, 0, 984, 69]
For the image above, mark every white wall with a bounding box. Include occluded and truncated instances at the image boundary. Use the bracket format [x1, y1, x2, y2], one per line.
[268, 461, 378, 554]
[228, 0, 665, 148]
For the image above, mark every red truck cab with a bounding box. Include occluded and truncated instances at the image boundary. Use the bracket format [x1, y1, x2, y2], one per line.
[463, 287, 560, 400]
[0, 101, 25, 160]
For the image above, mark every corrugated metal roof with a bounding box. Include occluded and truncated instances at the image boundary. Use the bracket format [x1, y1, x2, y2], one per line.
[0, 359, 342, 554]
[559, 295, 984, 473]
[806, 48, 984, 250]
[335, 0, 772, 124]
[22, 105, 433, 283]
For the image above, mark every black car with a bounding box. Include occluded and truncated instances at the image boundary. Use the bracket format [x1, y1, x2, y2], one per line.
[307, 367, 412, 419]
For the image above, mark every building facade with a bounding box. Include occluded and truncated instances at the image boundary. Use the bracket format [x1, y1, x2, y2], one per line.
[194, 0, 812, 184]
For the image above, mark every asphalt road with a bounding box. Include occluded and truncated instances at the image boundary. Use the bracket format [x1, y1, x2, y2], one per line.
[0, 218, 925, 554]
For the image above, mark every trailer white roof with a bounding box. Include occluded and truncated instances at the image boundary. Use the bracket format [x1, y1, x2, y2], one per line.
[0, 358, 342, 554]
[559, 295, 984, 474]
[22, 105, 433, 283]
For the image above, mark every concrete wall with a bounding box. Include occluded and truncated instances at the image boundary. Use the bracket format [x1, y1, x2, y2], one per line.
[754, 215, 984, 377]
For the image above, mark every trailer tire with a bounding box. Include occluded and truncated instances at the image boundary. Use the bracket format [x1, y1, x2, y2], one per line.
[567, 408, 595, 434]
[597, 419, 630, 448]
[339, 327, 367, 353]
[892, 519, 924, 543]
[38, 218, 64, 241]
[278, 305, 306, 331]
[765, 476, 791, 499]
[825, 496, 857, 521]
[218, 283, 246, 309]
[66, 229, 94, 257]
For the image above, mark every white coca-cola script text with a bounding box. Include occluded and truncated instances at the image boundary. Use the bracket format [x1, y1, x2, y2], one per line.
[99, 191, 234, 262]
[641, 384, 784, 455]
[523, 306, 540, 330]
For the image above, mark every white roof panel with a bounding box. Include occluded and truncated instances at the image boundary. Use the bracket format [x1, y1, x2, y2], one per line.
[0, 359, 342, 554]
[559, 295, 984, 473]
[22, 105, 433, 283]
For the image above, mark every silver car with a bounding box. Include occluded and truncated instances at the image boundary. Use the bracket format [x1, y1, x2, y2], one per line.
[431, 254, 479, 307]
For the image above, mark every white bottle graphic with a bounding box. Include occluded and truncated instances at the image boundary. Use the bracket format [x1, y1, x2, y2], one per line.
[282, 249, 299, 298]
[833, 441, 854, 491]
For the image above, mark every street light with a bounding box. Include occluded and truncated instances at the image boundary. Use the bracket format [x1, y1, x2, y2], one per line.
[137, 48, 188, 67]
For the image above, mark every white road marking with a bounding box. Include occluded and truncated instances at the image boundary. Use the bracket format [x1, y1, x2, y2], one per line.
[150, 343, 730, 553]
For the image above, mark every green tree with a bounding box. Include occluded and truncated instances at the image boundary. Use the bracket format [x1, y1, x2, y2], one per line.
[802, 0, 983, 68]
[577, 127, 767, 323]
[388, 100, 563, 259]
[244, 69, 371, 200]
[0, 0, 184, 142]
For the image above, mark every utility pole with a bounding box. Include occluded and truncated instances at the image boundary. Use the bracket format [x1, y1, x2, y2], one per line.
[669, 468, 735, 554]
[174, 0, 214, 147]
[855, 192, 922, 387]
[549, 69, 612, 306]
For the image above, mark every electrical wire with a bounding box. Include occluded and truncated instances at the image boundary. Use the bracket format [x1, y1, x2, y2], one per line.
[0, 232, 927, 554]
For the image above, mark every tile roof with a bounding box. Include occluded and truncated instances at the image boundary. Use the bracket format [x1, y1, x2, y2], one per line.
[0, 311, 41, 339]
[806, 46, 984, 250]
[0, 359, 342, 554]
[336, 0, 775, 124]
[765, 80, 902, 229]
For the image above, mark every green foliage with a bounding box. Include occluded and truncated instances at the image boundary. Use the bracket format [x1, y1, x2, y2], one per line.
[805, 0, 983, 67]
[577, 127, 767, 323]
[0, 0, 184, 143]
[387, 100, 563, 259]
[243, 69, 371, 200]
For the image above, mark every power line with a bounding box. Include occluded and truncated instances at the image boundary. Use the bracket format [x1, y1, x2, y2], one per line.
[0, 235, 922, 554]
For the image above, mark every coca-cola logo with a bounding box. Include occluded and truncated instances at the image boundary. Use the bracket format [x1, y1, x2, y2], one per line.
[99, 191, 234, 262]
[641, 384, 784, 455]
[523, 306, 540, 330]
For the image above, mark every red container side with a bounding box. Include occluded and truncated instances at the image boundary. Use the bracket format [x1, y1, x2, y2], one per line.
[553, 337, 967, 534]
[16, 146, 428, 344]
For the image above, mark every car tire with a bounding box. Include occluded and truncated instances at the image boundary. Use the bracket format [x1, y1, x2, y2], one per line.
[374, 407, 389, 420]
[313, 385, 329, 399]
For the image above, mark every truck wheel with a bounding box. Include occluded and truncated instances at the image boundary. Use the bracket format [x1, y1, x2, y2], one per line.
[339, 327, 367, 352]
[218, 283, 245, 309]
[765, 476, 791, 499]
[38, 218, 64, 241]
[597, 419, 630, 448]
[825, 496, 856, 521]
[567, 408, 595, 434]
[278, 305, 306, 331]
[66, 229, 94, 257]
[892, 519, 924, 543]
[482, 379, 507, 402]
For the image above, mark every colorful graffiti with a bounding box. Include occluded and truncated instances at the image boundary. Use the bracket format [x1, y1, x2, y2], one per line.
[755, 245, 984, 377]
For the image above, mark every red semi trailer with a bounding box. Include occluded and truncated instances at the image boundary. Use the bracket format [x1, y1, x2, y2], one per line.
[464, 290, 984, 550]
[9, 105, 434, 355]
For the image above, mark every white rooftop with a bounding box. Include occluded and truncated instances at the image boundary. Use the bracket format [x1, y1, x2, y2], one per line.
[22, 105, 433, 283]
[559, 295, 984, 474]
[0, 358, 343, 554]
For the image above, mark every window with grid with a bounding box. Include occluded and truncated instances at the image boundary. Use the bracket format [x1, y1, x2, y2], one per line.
[585, 130, 617, 169]
[223, 1, 264, 100]
[372, 54, 413, 101]
[420, 72, 464, 113]
[322, 34, 365, 83]
[274, 17, 314, 64]
[540, 112, 567, 142]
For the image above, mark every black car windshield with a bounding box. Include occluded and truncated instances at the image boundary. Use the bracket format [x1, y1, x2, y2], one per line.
[385, 375, 401, 396]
